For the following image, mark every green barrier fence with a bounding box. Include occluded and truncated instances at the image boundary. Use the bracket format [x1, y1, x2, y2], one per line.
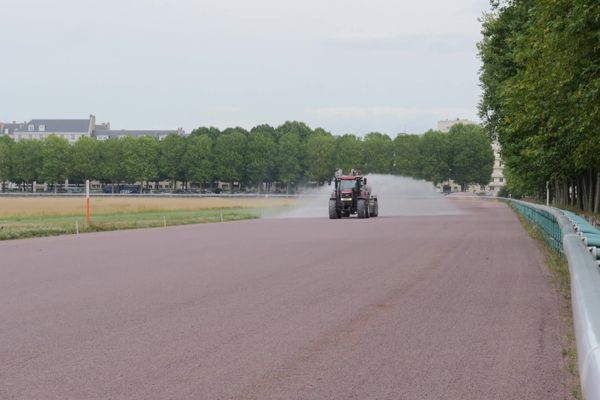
[510, 200, 563, 255]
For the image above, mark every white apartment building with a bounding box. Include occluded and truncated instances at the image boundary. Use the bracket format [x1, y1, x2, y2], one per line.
[487, 140, 505, 195]
[437, 118, 478, 133]
[2, 115, 184, 143]
[11, 115, 98, 144]
[94, 128, 184, 141]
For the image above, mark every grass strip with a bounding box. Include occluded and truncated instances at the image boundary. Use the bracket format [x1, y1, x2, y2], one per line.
[0, 208, 259, 241]
[511, 204, 581, 400]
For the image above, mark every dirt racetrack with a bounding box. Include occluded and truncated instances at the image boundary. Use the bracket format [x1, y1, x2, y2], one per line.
[0, 197, 570, 399]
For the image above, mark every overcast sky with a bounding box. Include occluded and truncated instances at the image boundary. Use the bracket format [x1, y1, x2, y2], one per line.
[0, 0, 490, 136]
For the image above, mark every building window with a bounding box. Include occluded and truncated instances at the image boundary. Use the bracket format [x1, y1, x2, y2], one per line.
[499, 161, 503, 167]
[500, 177, 504, 183]
[4, 128, 8, 134]
[28, 124, 35, 132]
[39, 124, 46, 132]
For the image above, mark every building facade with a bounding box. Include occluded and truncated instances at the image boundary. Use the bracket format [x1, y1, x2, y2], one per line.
[1, 121, 27, 136]
[437, 118, 478, 133]
[1, 115, 184, 143]
[487, 141, 505, 196]
[93, 128, 184, 141]
[11, 115, 97, 144]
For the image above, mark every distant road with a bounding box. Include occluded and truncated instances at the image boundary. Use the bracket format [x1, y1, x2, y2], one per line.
[0, 198, 569, 399]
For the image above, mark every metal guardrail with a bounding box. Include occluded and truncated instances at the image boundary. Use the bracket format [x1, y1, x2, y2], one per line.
[509, 199, 600, 400]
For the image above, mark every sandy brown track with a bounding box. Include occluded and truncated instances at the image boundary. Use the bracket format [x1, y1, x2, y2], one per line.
[0, 196, 295, 218]
[0, 198, 569, 399]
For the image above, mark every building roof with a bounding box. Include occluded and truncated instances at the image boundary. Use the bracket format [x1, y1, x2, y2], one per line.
[1, 122, 27, 134]
[93, 129, 180, 138]
[15, 119, 91, 133]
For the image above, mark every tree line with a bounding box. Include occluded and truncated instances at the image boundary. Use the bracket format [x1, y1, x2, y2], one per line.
[479, 0, 599, 211]
[0, 121, 493, 192]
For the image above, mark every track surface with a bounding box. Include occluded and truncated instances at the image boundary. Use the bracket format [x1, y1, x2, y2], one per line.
[1, 198, 569, 399]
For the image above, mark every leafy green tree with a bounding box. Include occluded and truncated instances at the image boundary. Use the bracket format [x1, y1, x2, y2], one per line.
[189, 126, 221, 141]
[276, 132, 302, 192]
[306, 132, 336, 184]
[478, 2, 527, 141]
[98, 138, 126, 191]
[213, 132, 246, 192]
[245, 131, 276, 191]
[11, 139, 43, 190]
[0, 136, 14, 190]
[137, 136, 160, 185]
[276, 121, 312, 142]
[479, 0, 600, 210]
[40, 135, 72, 192]
[122, 136, 159, 189]
[182, 134, 213, 189]
[250, 124, 278, 143]
[70, 136, 100, 182]
[278, 121, 311, 181]
[448, 124, 494, 190]
[393, 134, 421, 177]
[363, 132, 393, 174]
[335, 134, 364, 174]
[221, 127, 249, 137]
[159, 135, 187, 190]
[418, 130, 450, 184]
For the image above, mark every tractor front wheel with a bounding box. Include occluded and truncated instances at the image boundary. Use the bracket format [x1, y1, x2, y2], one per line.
[329, 199, 341, 219]
[357, 199, 368, 219]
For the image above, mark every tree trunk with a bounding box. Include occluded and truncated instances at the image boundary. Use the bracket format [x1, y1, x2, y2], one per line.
[594, 171, 600, 214]
[581, 177, 587, 211]
[578, 176, 585, 211]
[585, 172, 593, 212]
[569, 182, 575, 207]
[589, 169, 595, 213]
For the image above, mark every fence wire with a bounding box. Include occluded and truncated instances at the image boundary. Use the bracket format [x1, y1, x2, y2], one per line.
[511, 200, 563, 255]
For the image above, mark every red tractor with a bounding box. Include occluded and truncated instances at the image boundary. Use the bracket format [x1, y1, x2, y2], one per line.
[329, 172, 378, 219]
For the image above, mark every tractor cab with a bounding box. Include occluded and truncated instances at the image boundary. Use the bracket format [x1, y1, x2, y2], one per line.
[336, 176, 362, 193]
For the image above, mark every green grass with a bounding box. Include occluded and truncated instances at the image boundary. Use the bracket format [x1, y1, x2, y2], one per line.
[511, 205, 582, 400]
[0, 208, 260, 241]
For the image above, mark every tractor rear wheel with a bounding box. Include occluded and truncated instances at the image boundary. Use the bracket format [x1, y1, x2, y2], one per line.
[357, 199, 368, 219]
[329, 199, 341, 219]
